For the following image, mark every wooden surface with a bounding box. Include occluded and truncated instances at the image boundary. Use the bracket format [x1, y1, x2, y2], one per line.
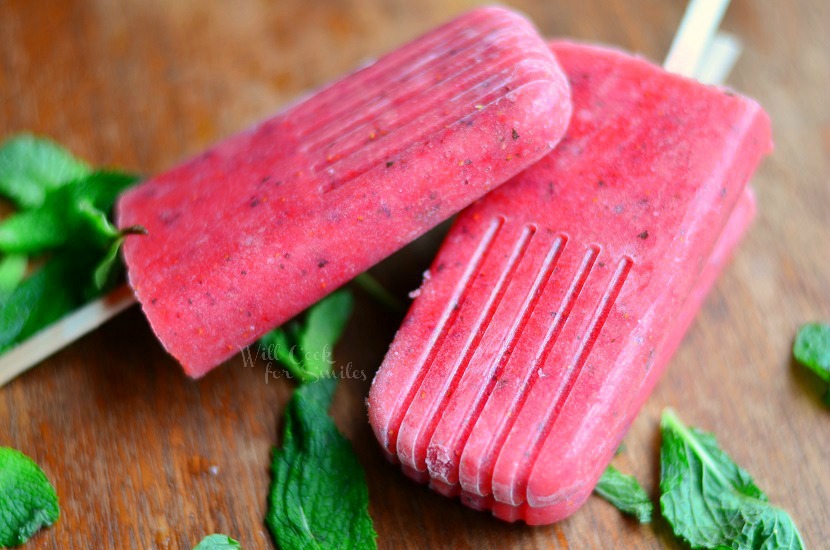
[1, 0, 828, 548]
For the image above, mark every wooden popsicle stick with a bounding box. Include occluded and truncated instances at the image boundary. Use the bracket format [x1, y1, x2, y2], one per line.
[0, 285, 136, 388]
[695, 32, 743, 85]
[0, 0, 739, 390]
[664, 0, 732, 77]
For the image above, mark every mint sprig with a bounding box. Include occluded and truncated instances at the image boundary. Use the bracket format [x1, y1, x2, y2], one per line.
[0, 254, 26, 293]
[0, 134, 141, 353]
[660, 409, 804, 549]
[267, 379, 377, 550]
[594, 465, 652, 523]
[0, 447, 60, 547]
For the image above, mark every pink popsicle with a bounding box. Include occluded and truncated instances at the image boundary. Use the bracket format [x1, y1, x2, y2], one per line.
[117, 7, 572, 377]
[368, 41, 771, 523]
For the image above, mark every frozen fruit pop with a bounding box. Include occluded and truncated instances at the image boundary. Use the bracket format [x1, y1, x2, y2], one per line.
[116, 7, 572, 377]
[368, 41, 771, 524]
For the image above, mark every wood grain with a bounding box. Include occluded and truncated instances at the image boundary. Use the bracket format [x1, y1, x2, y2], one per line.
[1, 0, 828, 548]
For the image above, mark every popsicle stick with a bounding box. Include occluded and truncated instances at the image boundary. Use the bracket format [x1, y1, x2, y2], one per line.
[0, 285, 136, 388]
[695, 32, 742, 85]
[664, 0, 731, 77]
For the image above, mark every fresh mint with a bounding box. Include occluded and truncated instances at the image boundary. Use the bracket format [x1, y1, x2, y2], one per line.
[594, 465, 652, 523]
[93, 236, 129, 290]
[0, 134, 90, 209]
[0, 171, 139, 255]
[266, 379, 376, 550]
[192, 534, 241, 549]
[0, 253, 88, 352]
[0, 254, 26, 293]
[660, 409, 804, 549]
[0, 447, 60, 547]
[0, 134, 141, 352]
[260, 290, 353, 383]
[793, 322, 830, 405]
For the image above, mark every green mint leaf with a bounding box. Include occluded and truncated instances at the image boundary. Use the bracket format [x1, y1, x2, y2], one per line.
[0, 255, 27, 293]
[75, 198, 120, 242]
[0, 253, 95, 352]
[0, 206, 68, 253]
[92, 225, 146, 293]
[594, 465, 652, 523]
[0, 134, 90, 209]
[70, 170, 139, 213]
[69, 171, 140, 247]
[267, 379, 376, 550]
[259, 291, 353, 383]
[659, 409, 804, 549]
[794, 323, 830, 379]
[0, 171, 139, 255]
[192, 534, 241, 549]
[298, 290, 353, 380]
[794, 323, 830, 405]
[0, 447, 60, 547]
[92, 238, 125, 291]
[260, 325, 304, 380]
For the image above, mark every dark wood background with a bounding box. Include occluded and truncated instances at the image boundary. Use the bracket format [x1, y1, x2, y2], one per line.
[1, 0, 828, 548]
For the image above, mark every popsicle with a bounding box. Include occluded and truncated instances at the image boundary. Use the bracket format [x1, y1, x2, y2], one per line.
[115, 7, 572, 377]
[367, 41, 771, 524]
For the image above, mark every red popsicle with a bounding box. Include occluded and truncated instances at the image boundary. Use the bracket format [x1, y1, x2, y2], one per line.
[117, 7, 572, 377]
[368, 41, 771, 523]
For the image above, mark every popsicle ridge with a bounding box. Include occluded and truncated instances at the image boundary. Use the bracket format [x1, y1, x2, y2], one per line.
[426, 233, 568, 483]
[314, 50, 559, 194]
[300, 18, 545, 153]
[493, 252, 633, 507]
[396, 223, 537, 470]
[429, 240, 612, 493]
[288, 7, 512, 130]
[117, 7, 572, 376]
[375, 216, 505, 456]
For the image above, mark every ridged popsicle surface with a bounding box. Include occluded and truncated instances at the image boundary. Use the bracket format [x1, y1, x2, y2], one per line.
[117, 7, 571, 376]
[368, 41, 771, 524]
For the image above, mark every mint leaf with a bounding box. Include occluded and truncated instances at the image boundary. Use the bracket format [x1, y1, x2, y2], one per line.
[0, 254, 27, 293]
[794, 323, 830, 404]
[594, 465, 652, 523]
[0, 252, 98, 352]
[92, 237, 125, 291]
[299, 290, 353, 380]
[0, 447, 60, 547]
[259, 290, 353, 383]
[267, 379, 376, 550]
[0, 171, 139, 255]
[660, 409, 804, 549]
[0, 134, 90, 208]
[70, 171, 139, 244]
[260, 324, 304, 379]
[193, 534, 241, 549]
[0, 206, 67, 253]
